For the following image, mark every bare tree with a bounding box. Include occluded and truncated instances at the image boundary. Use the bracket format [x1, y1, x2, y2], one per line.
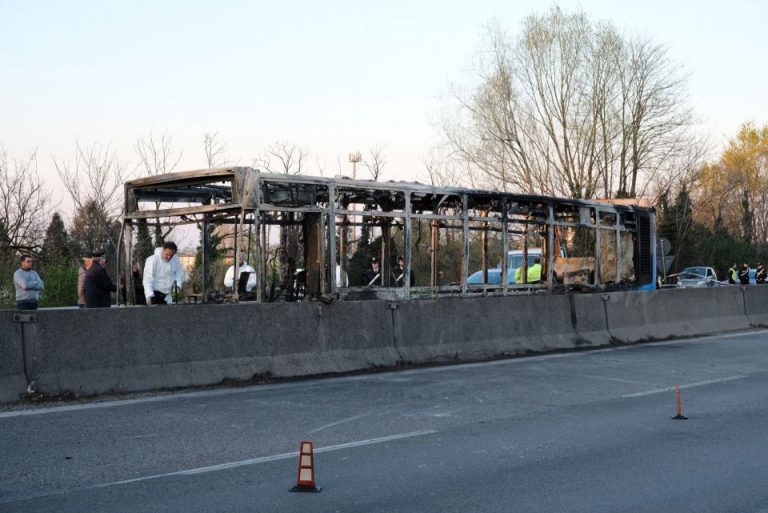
[255, 141, 308, 175]
[135, 132, 183, 177]
[0, 148, 51, 253]
[134, 132, 184, 245]
[615, 38, 696, 198]
[53, 142, 127, 254]
[443, 7, 698, 201]
[53, 142, 126, 217]
[253, 141, 309, 278]
[203, 131, 228, 168]
[362, 145, 387, 181]
[421, 151, 467, 188]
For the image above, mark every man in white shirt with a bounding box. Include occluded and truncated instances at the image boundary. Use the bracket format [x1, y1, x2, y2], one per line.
[143, 241, 185, 304]
[224, 256, 257, 292]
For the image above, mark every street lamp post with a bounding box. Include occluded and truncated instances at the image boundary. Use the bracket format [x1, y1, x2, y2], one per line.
[340, 152, 362, 287]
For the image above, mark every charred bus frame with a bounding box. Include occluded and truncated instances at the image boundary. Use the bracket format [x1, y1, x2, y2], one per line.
[121, 167, 656, 304]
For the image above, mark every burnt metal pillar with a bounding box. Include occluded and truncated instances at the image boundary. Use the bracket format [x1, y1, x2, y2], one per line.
[616, 216, 622, 285]
[522, 214, 530, 284]
[232, 220, 239, 296]
[461, 194, 469, 294]
[380, 221, 392, 287]
[403, 192, 412, 297]
[258, 213, 266, 302]
[201, 218, 210, 303]
[594, 208, 601, 288]
[304, 213, 323, 298]
[430, 220, 439, 288]
[481, 211, 489, 285]
[339, 190, 348, 289]
[123, 221, 135, 305]
[327, 182, 337, 294]
[547, 204, 555, 292]
[501, 199, 509, 295]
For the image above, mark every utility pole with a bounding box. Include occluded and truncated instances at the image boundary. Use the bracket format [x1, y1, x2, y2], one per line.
[348, 151, 361, 179]
[341, 151, 362, 286]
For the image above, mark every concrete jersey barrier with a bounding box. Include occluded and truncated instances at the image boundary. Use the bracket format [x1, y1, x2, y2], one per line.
[742, 285, 768, 326]
[393, 295, 580, 364]
[15, 301, 399, 398]
[0, 311, 26, 403]
[0, 287, 760, 404]
[604, 286, 750, 343]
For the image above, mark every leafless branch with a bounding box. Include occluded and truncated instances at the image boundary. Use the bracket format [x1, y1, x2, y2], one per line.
[0, 147, 51, 252]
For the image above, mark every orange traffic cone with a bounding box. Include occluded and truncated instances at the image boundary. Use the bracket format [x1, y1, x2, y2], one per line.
[290, 441, 322, 492]
[672, 384, 688, 420]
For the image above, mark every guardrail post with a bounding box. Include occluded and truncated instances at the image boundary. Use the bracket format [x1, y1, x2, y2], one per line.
[13, 312, 38, 394]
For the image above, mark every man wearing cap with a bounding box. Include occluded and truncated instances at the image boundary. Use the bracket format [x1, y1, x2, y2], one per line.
[392, 255, 415, 287]
[365, 257, 382, 286]
[143, 241, 185, 304]
[84, 250, 117, 308]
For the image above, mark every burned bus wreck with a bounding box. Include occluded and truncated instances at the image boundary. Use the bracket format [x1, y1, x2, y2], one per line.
[121, 167, 656, 304]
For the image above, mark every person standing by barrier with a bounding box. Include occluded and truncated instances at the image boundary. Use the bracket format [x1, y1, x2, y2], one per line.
[120, 261, 146, 305]
[85, 250, 117, 308]
[756, 263, 766, 284]
[392, 255, 415, 287]
[365, 257, 382, 286]
[77, 254, 93, 308]
[739, 262, 751, 285]
[143, 241, 185, 304]
[728, 263, 738, 284]
[515, 258, 543, 284]
[14, 254, 44, 310]
[224, 255, 257, 292]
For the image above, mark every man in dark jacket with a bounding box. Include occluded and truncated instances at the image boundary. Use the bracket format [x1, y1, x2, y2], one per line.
[739, 262, 751, 285]
[392, 255, 415, 287]
[365, 257, 382, 286]
[85, 250, 117, 308]
[756, 263, 766, 284]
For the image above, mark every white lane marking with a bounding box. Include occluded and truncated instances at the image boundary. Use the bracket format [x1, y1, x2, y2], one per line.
[0, 429, 438, 505]
[621, 375, 748, 398]
[3, 329, 768, 419]
[580, 375, 663, 386]
[309, 413, 371, 434]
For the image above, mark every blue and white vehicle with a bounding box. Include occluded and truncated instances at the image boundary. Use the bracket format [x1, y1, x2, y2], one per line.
[467, 248, 543, 285]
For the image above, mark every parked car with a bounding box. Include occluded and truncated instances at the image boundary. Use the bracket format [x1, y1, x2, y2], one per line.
[674, 266, 720, 288]
[467, 248, 542, 285]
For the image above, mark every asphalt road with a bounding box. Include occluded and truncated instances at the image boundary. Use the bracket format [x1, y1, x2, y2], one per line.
[2, 330, 768, 513]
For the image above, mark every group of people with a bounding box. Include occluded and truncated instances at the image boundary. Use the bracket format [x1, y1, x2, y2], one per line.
[727, 262, 767, 285]
[14, 241, 185, 310]
[365, 256, 416, 287]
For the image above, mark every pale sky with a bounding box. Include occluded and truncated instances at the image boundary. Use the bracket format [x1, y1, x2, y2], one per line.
[2, 0, 767, 220]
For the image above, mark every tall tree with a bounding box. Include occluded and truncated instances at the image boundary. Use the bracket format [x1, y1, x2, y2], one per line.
[658, 185, 695, 272]
[53, 142, 127, 260]
[362, 145, 387, 181]
[696, 123, 768, 242]
[41, 213, 71, 265]
[255, 141, 309, 276]
[203, 131, 229, 168]
[70, 199, 112, 256]
[443, 7, 700, 200]
[0, 148, 50, 253]
[134, 218, 154, 265]
[135, 132, 182, 247]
